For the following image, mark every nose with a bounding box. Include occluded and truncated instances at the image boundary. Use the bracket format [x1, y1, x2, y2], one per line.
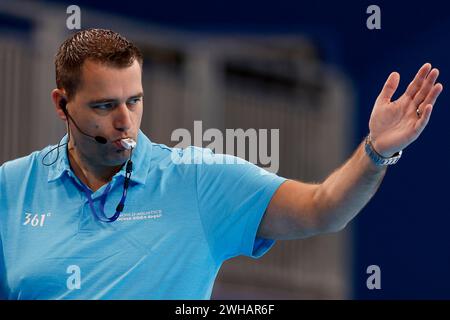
[113, 103, 133, 132]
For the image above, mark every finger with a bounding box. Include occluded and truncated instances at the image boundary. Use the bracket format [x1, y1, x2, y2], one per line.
[413, 68, 439, 106]
[404, 63, 432, 99]
[414, 104, 433, 135]
[377, 72, 400, 103]
[420, 83, 443, 109]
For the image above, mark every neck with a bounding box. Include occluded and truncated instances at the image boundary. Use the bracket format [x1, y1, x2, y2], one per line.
[67, 144, 122, 192]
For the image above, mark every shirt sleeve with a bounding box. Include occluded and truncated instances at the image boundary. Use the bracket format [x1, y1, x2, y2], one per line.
[193, 147, 287, 264]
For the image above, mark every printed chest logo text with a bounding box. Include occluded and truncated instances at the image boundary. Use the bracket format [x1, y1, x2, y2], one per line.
[116, 210, 163, 222]
[23, 212, 52, 227]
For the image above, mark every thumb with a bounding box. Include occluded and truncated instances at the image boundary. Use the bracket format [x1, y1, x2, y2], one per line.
[377, 72, 400, 103]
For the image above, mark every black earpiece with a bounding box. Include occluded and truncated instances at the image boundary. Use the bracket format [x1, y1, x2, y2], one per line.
[59, 98, 68, 114]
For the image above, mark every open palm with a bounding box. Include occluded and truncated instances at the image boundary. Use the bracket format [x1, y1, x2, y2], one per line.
[369, 63, 443, 157]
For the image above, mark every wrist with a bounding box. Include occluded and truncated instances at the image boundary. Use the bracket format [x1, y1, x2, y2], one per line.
[365, 135, 402, 166]
[369, 135, 395, 158]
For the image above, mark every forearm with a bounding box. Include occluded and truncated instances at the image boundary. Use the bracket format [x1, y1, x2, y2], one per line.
[312, 139, 387, 232]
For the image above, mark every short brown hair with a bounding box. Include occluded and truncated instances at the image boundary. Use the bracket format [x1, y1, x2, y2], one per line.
[55, 28, 143, 101]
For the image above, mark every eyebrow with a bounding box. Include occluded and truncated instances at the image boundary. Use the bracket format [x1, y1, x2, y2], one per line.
[87, 92, 144, 107]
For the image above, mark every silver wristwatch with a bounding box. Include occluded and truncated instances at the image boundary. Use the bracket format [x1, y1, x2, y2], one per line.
[364, 135, 402, 166]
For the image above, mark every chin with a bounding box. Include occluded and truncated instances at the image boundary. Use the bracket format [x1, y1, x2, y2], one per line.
[106, 150, 131, 166]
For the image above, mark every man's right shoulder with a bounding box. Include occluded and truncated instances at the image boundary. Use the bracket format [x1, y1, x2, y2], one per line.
[0, 148, 48, 179]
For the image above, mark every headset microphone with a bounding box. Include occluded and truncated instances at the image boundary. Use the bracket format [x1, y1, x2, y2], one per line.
[59, 98, 108, 144]
[94, 136, 108, 144]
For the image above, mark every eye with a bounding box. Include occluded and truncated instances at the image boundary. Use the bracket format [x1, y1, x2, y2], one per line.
[92, 103, 115, 110]
[127, 98, 142, 106]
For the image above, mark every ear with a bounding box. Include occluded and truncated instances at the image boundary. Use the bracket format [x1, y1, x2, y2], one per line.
[51, 89, 68, 121]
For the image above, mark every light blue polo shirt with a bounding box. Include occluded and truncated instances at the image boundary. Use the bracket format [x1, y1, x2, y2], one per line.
[0, 130, 286, 300]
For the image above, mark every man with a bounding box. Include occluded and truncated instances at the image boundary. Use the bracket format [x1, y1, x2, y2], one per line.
[0, 29, 442, 299]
